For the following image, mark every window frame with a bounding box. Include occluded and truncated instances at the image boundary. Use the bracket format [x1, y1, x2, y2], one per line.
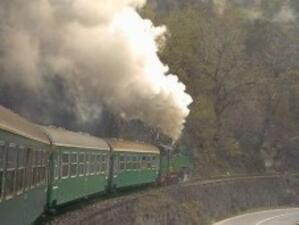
[96, 153, 101, 175]
[132, 155, 137, 170]
[136, 155, 141, 170]
[113, 154, 118, 174]
[54, 153, 60, 181]
[36, 149, 43, 185]
[16, 145, 25, 195]
[126, 155, 132, 171]
[101, 153, 107, 174]
[89, 153, 96, 175]
[24, 147, 32, 191]
[141, 155, 147, 169]
[41, 150, 47, 185]
[61, 152, 70, 179]
[31, 149, 38, 188]
[147, 155, 152, 169]
[78, 152, 85, 176]
[70, 152, 78, 178]
[5, 143, 17, 200]
[85, 153, 90, 175]
[119, 154, 125, 171]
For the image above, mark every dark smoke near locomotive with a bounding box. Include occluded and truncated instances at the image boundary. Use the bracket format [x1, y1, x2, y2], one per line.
[0, 78, 159, 143]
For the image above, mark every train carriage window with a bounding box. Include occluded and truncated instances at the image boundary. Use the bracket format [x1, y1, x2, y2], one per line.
[142, 155, 149, 169]
[5, 143, 17, 198]
[70, 152, 78, 177]
[41, 149, 48, 184]
[136, 155, 140, 169]
[62, 152, 70, 178]
[89, 153, 93, 174]
[130, 155, 134, 170]
[33, 149, 41, 185]
[40, 151, 44, 183]
[126, 155, 131, 170]
[54, 153, 60, 181]
[135, 155, 139, 170]
[113, 154, 118, 173]
[32, 150, 36, 186]
[90, 153, 96, 175]
[36, 150, 42, 184]
[136, 156, 141, 169]
[119, 155, 125, 171]
[142, 156, 147, 169]
[25, 148, 32, 190]
[31, 150, 35, 186]
[34, 150, 39, 185]
[151, 156, 157, 170]
[93, 153, 98, 174]
[0, 141, 5, 199]
[37, 150, 44, 184]
[147, 156, 152, 169]
[31, 150, 38, 187]
[86, 153, 90, 175]
[16, 146, 25, 194]
[41, 151, 47, 184]
[129, 155, 134, 170]
[96, 154, 101, 174]
[139, 156, 142, 169]
[39, 150, 45, 184]
[132, 156, 137, 170]
[101, 154, 107, 173]
[94, 153, 98, 174]
[78, 153, 85, 176]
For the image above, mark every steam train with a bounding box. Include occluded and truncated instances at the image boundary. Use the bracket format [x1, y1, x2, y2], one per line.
[0, 105, 191, 225]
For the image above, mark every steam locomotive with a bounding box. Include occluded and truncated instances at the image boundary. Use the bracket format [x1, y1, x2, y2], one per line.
[0, 105, 191, 225]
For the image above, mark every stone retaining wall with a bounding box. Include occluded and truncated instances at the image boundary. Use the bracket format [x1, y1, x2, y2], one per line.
[51, 176, 298, 225]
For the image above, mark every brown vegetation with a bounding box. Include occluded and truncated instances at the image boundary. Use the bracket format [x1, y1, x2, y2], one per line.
[142, 0, 299, 175]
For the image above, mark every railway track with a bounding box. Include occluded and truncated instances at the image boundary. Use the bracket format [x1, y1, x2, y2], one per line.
[186, 173, 283, 185]
[41, 173, 289, 225]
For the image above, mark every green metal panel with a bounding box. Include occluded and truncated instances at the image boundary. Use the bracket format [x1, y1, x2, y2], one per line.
[111, 152, 159, 189]
[0, 186, 47, 225]
[0, 129, 49, 225]
[49, 174, 107, 206]
[113, 169, 158, 188]
[48, 147, 109, 207]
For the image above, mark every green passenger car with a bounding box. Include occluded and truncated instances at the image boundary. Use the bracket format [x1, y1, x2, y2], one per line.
[43, 127, 110, 207]
[108, 140, 160, 189]
[0, 104, 192, 225]
[0, 106, 50, 225]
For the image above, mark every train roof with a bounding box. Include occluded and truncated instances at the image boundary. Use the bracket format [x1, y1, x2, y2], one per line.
[107, 139, 160, 154]
[0, 106, 50, 144]
[42, 126, 109, 151]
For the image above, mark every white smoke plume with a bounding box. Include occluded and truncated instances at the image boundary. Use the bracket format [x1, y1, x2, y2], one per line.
[0, 0, 193, 141]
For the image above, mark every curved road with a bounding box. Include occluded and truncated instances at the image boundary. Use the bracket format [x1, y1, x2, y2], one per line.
[213, 208, 299, 225]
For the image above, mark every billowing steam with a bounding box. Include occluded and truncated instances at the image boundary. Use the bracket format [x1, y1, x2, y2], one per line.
[0, 0, 192, 140]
